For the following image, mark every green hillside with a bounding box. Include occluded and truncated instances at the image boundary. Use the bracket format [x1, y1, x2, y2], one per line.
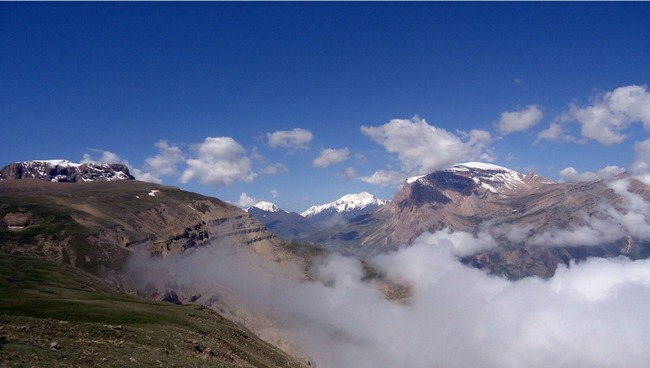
[0, 253, 305, 368]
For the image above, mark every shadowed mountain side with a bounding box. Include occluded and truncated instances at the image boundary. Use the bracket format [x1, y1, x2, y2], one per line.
[247, 206, 319, 240]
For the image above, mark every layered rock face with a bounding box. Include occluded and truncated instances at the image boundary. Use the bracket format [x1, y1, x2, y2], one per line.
[360, 163, 558, 249]
[0, 179, 294, 281]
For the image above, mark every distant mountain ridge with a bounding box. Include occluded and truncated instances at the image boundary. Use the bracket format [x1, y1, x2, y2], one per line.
[247, 192, 389, 240]
[0, 159, 134, 182]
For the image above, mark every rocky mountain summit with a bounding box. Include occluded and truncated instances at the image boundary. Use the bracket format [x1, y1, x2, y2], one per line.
[310, 162, 650, 278]
[0, 159, 134, 182]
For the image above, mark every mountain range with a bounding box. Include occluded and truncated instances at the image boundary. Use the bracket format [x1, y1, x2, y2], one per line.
[3, 158, 650, 365]
[246, 192, 387, 241]
[249, 161, 650, 278]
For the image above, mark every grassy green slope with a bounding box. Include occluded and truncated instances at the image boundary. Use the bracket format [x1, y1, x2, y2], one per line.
[0, 254, 305, 368]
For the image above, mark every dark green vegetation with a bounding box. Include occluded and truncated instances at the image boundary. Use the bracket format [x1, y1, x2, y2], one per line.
[0, 253, 305, 367]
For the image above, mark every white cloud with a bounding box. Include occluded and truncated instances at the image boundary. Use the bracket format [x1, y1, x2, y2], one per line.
[561, 85, 650, 145]
[361, 116, 493, 175]
[235, 192, 258, 208]
[180, 137, 256, 186]
[260, 162, 288, 175]
[128, 228, 650, 368]
[267, 128, 314, 150]
[130, 140, 186, 183]
[496, 105, 543, 135]
[270, 189, 279, 199]
[536, 122, 575, 143]
[312, 148, 350, 168]
[342, 167, 357, 180]
[630, 138, 650, 185]
[81, 150, 123, 164]
[358, 169, 405, 188]
[558, 165, 625, 182]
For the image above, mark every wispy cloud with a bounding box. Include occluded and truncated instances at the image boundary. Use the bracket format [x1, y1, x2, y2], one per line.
[358, 169, 405, 188]
[267, 128, 314, 151]
[558, 165, 625, 182]
[495, 105, 543, 135]
[81, 149, 124, 165]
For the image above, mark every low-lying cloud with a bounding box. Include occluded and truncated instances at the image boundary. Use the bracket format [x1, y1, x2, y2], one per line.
[126, 214, 650, 368]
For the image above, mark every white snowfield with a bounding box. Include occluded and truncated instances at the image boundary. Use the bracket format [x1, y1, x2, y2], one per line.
[33, 159, 82, 167]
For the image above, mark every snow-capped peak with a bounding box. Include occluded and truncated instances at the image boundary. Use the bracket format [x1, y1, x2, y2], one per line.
[249, 201, 285, 213]
[301, 192, 388, 218]
[446, 162, 553, 193]
[32, 159, 82, 167]
[1, 159, 134, 182]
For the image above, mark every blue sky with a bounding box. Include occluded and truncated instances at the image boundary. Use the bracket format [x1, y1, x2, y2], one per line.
[2, 2, 650, 212]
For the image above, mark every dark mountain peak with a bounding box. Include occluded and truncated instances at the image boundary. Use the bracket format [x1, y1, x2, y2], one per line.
[0, 160, 135, 182]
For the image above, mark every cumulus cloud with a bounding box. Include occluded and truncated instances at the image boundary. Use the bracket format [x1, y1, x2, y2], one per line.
[496, 105, 543, 135]
[361, 116, 493, 176]
[312, 148, 350, 168]
[81, 149, 124, 165]
[270, 189, 279, 199]
[549, 85, 650, 145]
[129, 140, 186, 183]
[127, 227, 650, 368]
[358, 169, 405, 188]
[267, 128, 314, 151]
[558, 165, 625, 182]
[235, 192, 258, 208]
[180, 137, 256, 186]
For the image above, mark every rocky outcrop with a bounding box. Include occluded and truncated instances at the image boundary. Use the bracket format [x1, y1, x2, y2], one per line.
[0, 160, 134, 182]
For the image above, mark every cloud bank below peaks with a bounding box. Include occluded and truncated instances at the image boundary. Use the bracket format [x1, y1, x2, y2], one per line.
[127, 227, 650, 368]
[360, 116, 494, 186]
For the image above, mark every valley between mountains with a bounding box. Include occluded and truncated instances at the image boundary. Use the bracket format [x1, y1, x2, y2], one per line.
[2, 159, 650, 367]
